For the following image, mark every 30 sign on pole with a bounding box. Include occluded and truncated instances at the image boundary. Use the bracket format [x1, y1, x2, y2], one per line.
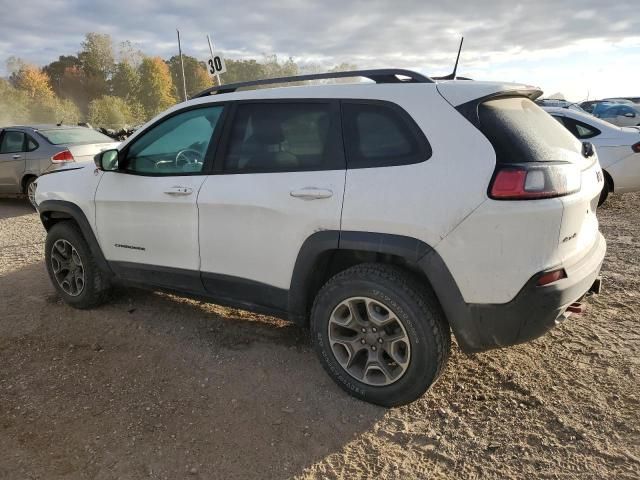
[206, 35, 226, 85]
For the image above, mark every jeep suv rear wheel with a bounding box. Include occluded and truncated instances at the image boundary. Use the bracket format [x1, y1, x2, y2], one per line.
[45, 222, 111, 309]
[311, 264, 450, 407]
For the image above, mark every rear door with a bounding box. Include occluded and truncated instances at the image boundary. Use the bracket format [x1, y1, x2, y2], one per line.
[0, 129, 27, 193]
[94, 104, 225, 290]
[197, 100, 345, 309]
[615, 106, 639, 127]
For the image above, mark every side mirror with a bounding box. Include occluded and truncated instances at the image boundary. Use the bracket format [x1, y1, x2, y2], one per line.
[624, 112, 636, 118]
[95, 149, 119, 171]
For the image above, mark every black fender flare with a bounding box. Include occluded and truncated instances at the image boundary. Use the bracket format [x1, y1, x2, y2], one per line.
[38, 200, 112, 275]
[288, 230, 477, 350]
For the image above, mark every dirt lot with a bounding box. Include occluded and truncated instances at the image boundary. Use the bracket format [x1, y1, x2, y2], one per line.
[0, 195, 638, 480]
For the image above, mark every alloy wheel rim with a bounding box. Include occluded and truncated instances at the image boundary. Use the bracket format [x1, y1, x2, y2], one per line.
[27, 181, 37, 207]
[50, 239, 85, 297]
[327, 296, 411, 386]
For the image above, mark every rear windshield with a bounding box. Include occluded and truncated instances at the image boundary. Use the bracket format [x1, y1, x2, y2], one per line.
[478, 97, 584, 165]
[38, 128, 113, 145]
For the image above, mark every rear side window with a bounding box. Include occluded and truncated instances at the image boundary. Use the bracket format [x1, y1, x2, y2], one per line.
[555, 116, 601, 140]
[222, 102, 343, 173]
[26, 135, 39, 151]
[342, 102, 431, 168]
[478, 97, 584, 166]
[0, 131, 25, 153]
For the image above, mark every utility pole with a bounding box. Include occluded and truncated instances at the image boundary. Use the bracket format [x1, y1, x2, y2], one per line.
[177, 28, 188, 101]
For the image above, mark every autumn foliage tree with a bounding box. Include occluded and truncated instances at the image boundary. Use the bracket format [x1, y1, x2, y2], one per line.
[4, 31, 356, 129]
[138, 57, 177, 118]
[167, 54, 210, 100]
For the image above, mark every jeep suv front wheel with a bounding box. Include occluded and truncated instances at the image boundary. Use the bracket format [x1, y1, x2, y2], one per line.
[45, 222, 111, 309]
[311, 264, 451, 407]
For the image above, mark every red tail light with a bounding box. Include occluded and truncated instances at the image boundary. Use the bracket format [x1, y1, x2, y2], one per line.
[51, 149, 74, 163]
[632, 142, 640, 153]
[537, 268, 567, 286]
[489, 164, 581, 200]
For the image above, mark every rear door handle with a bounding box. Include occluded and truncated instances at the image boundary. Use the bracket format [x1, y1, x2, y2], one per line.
[163, 186, 193, 196]
[290, 187, 333, 200]
[12, 154, 21, 160]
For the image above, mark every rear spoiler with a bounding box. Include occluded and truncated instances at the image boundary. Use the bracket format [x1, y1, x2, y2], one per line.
[437, 83, 543, 107]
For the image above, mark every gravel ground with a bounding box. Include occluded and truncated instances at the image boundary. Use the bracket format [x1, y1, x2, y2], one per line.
[0, 195, 638, 479]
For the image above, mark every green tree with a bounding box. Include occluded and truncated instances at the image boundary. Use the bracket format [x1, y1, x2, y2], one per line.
[79, 32, 115, 76]
[167, 54, 211, 100]
[112, 61, 141, 101]
[138, 56, 177, 118]
[43, 55, 81, 96]
[223, 59, 264, 84]
[87, 95, 142, 129]
[117, 40, 144, 68]
[261, 54, 299, 79]
[79, 32, 115, 102]
[0, 78, 30, 124]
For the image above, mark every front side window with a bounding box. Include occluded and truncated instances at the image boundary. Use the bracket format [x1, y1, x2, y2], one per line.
[342, 102, 431, 168]
[124, 106, 224, 174]
[222, 103, 341, 173]
[0, 131, 25, 154]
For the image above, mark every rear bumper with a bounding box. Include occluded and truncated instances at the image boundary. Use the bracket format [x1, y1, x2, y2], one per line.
[420, 233, 606, 353]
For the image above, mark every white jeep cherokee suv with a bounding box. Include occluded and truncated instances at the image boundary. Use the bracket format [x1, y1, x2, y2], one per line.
[35, 69, 606, 407]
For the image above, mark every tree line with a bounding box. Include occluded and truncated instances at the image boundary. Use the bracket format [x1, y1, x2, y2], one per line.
[1, 33, 355, 130]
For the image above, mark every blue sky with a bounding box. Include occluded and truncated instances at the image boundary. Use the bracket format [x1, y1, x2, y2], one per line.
[0, 0, 638, 100]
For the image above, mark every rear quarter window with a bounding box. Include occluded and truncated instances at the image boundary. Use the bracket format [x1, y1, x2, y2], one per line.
[342, 101, 431, 169]
[478, 97, 586, 166]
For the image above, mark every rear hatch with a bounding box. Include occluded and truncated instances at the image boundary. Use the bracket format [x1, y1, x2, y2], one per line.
[472, 95, 603, 267]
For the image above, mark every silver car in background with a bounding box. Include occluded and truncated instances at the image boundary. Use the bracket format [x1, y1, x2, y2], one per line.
[0, 125, 119, 207]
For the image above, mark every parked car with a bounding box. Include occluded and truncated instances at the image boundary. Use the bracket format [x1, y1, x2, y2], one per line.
[594, 104, 640, 127]
[35, 69, 606, 407]
[543, 106, 640, 205]
[0, 125, 118, 207]
[535, 98, 586, 112]
[602, 98, 639, 105]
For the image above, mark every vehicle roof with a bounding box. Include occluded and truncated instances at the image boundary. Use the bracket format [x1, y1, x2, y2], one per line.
[1, 124, 89, 131]
[184, 79, 541, 107]
[542, 106, 626, 132]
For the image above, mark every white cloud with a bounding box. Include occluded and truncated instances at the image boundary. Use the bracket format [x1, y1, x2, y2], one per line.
[1, 0, 638, 98]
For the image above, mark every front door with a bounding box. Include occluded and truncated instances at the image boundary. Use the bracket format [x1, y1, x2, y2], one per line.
[0, 130, 26, 194]
[197, 101, 346, 310]
[94, 105, 225, 290]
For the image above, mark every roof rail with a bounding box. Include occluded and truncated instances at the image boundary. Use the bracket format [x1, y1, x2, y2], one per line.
[192, 69, 434, 98]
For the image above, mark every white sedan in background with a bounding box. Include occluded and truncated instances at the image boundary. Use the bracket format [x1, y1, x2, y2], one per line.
[543, 106, 640, 205]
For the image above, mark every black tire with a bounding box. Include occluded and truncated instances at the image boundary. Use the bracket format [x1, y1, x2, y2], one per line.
[45, 221, 111, 309]
[598, 174, 610, 206]
[23, 176, 37, 209]
[311, 263, 451, 407]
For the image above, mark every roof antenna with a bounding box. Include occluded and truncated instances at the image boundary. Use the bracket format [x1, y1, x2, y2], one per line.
[434, 37, 464, 81]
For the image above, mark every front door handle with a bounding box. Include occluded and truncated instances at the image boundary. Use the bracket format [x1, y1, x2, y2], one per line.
[12, 154, 21, 160]
[290, 187, 333, 200]
[163, 186, 193, 196]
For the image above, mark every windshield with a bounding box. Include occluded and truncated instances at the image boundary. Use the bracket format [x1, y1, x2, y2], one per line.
[38, 128, 113, 145]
